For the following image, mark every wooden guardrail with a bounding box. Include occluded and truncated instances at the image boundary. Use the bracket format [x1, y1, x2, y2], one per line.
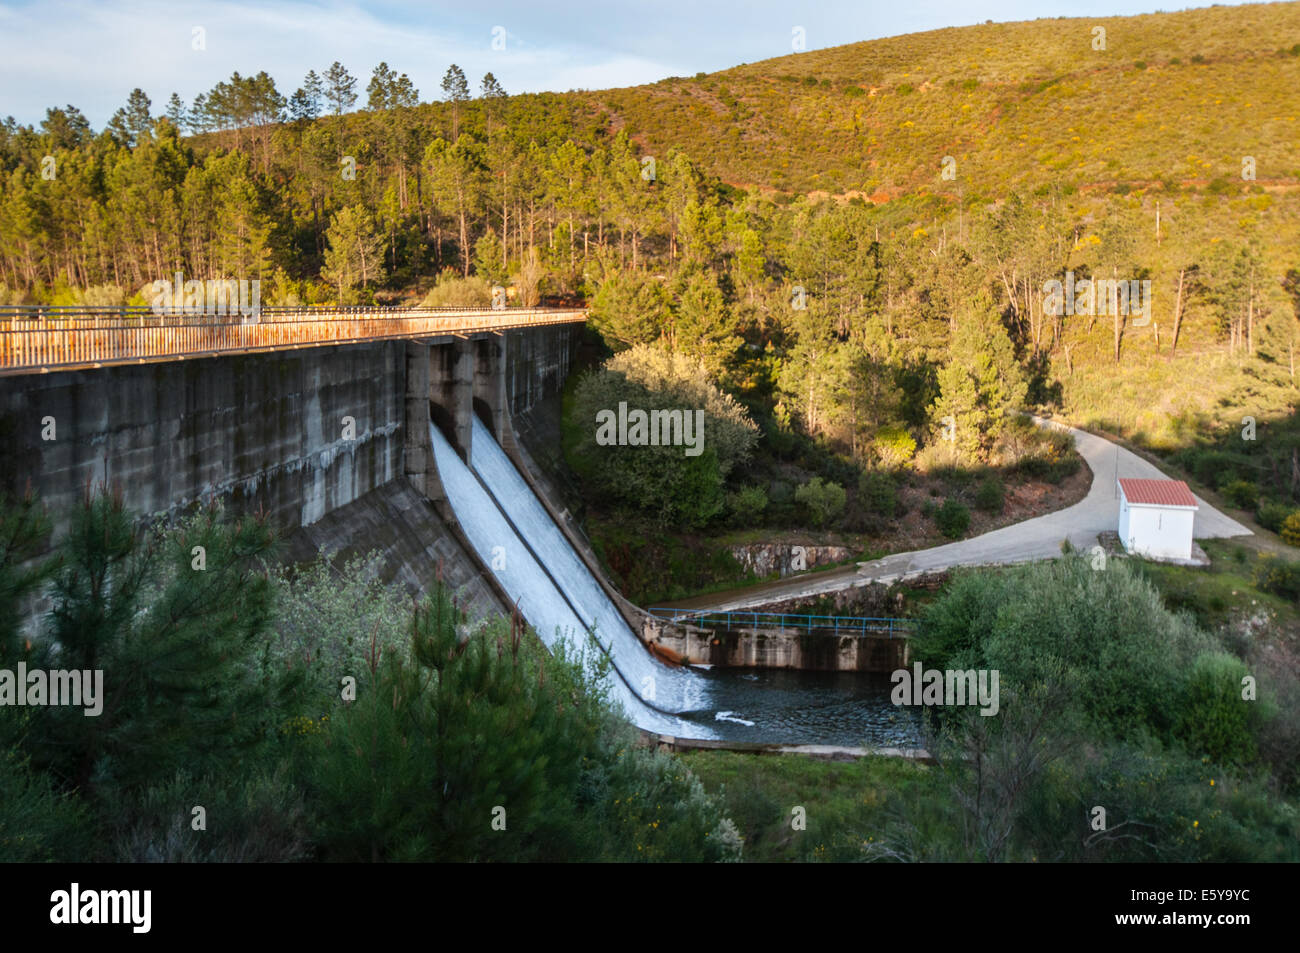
[0, 305, 588, 376]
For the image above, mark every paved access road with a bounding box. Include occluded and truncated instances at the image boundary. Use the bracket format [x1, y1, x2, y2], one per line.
[660, 417, 1253, 613]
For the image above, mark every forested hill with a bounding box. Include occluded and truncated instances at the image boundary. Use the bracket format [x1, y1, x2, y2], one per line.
[3, 1, 1300, 477]
[594, 1, 1300, 196]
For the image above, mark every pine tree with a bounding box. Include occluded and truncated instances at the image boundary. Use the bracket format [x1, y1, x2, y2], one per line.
[0, 490, 53, 671]
[106, 88, 153, 147]
[366, 62, 397, 111]
[324, 61, 357, 116]
[301, 584, 606, 861]
[188, 92, 210, 133]
[31, 488, 301, 795]
[929, 295, 1028, 462]
[321, 205, 387, 301]
[441, 64, 470, 140]
[425, 136, 486, 277]
[480, 72, 506, 100]
[290, 72, 327, 122]
[164, 93, 187, 131]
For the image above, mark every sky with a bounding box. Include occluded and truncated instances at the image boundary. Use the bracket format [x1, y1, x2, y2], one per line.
[0, 0, 1270, 128]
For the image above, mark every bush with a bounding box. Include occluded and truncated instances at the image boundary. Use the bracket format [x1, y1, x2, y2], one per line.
[1253, 555, 1300, 600]
[916, 556, 1216, 742]
[419, 270, 493, 308]
[1256, 501, 1295, 533]
[873, 424, 916, 467]
[975, 477, 1005, 513]
[796, 477, 846, 528]
[0, 743, 91, 861]
[1187, 449, 1245, 487]
[1220, 480, 1259, 510]
[728, 485, 768, 525]
[935, 499, 971, 539]
[1175, 653, 1259, 764]
[111, 768, 311, 862]
[1011, 429, 1080, 484]
[1281, 512, 1300, 547]
[859, 471, 898, 518]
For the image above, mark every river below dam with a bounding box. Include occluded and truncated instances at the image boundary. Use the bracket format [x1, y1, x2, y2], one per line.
[670, 667, 924, 747]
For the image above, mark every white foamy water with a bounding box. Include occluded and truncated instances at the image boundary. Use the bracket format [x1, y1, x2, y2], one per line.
[429, 421, 711, 737]
[469, 418, 709, 715]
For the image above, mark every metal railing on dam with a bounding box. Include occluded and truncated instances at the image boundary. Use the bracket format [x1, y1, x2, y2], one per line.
[0, 305, 588, 376]
[646, 607, 914, 639]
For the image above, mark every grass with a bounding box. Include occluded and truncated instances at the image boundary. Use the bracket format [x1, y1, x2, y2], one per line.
[680, 750, 938, 862]
[1130, 538, 1300, 631]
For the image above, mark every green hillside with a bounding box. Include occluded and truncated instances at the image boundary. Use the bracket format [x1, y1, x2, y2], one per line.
[593, 2, 1300, 196]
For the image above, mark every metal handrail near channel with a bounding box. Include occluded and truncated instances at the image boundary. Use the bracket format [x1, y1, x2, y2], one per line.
[646, 607, 914, 638]
[0, 305, 588, 375]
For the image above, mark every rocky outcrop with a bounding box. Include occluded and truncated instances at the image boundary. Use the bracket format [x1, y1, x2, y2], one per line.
[728, 543, 854, 578]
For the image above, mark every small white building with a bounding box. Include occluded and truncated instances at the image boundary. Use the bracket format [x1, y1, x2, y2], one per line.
[1117, 478, 1198, 561]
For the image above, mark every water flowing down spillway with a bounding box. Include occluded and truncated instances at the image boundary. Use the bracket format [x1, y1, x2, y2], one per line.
[468, 418, 709, 717]
[430, 418, 925, 747]
[429, 421, 707, 736]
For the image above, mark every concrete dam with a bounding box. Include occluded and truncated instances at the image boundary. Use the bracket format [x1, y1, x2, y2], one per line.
[0, 306, 919, 746]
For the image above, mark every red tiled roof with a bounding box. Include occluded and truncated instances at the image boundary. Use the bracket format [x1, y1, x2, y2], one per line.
[1118, 478, 1198, 508]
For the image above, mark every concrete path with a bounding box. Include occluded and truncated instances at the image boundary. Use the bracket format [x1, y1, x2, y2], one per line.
[662, 418, 1253, 613]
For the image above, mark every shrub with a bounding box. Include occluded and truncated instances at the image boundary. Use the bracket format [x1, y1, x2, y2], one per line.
[916, 439, 965, 474]
[1253, 555, 1300, 600]
[859, 471, 898, 518]
[1012, 429, 1080, 484]
[111, 768, 311, 862]
[873, 424, 917, 467]
[1281, 512, 1300, 547]
[1257, 500, 1296, 533]
[796, 477, 847, 528]
[975, 477, 1005, 513]
[728, 485, 768, 525]
[1182, 449, 1241, 487]
[1175, 653, 1259, 764]
[916, 557, 1216, 742]
[0, 743, 91, 861]
[1220, 479, 1258, 510]
[419, 271, 492, 308]
[935, 499, 971, 539]
[269, 550, 413, 696]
